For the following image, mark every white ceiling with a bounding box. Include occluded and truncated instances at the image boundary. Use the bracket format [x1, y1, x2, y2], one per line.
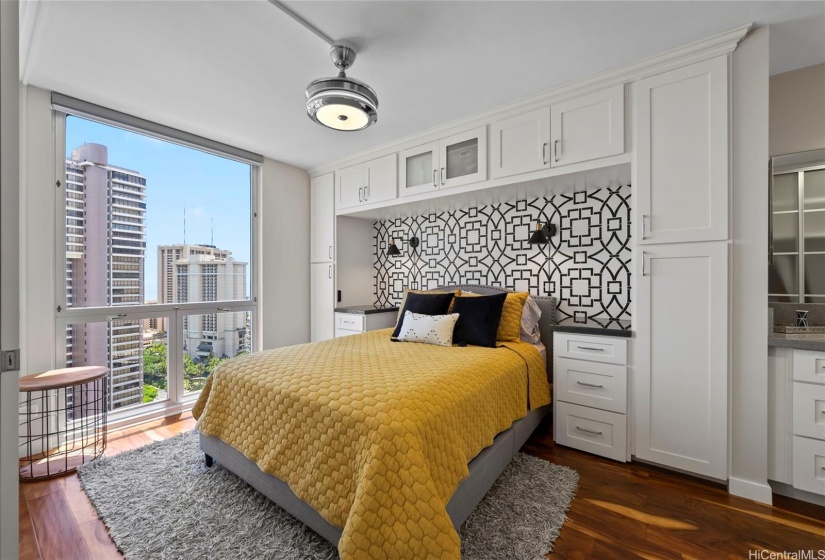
[21, 1, 825, 171]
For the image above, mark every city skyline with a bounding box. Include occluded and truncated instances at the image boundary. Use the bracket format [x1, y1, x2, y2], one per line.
[66, 116, 252, 302]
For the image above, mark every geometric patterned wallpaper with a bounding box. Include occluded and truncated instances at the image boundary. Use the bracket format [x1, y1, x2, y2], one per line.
[373, 185, 631, 326]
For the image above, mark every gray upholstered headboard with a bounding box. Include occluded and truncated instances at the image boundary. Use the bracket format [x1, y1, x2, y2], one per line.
[435, 285, 557, 371]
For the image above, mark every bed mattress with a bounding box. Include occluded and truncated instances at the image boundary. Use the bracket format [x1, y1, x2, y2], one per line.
[193, 328, 549, 560]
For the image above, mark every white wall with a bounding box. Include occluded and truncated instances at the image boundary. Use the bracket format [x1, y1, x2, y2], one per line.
[729, 26, 771, 504]
[0, 1, 21, 557]
[260, 158, 311, 349]
[770, 63, 825, 156]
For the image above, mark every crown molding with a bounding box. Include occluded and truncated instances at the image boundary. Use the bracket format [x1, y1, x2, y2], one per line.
[309, 23, 752, 177]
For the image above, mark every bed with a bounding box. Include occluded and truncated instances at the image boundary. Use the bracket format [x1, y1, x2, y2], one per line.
[194, 286, 556, 559]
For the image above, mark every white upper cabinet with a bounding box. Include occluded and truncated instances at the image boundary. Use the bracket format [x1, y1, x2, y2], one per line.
[636, 56, 729, 244]
[337, 154, 397, 210]
[491, 107, 551, 179]
[438, 127, 487, 189]
[310, 172, 334, 263]
[400, 127, 487, 196]
[550, 85, 624, 167]
[399, 141, 439, 197]
[364, 154, 397, 204]
[634, 241, 729, 479]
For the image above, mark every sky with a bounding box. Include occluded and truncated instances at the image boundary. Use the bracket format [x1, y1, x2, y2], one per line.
[66, 116, 252, 302]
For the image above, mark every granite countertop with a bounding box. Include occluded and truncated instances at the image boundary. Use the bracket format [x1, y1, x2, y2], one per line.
[550, 319, 633, 339]
[335, 305, 399, 315]
[769, 332, 825, 352]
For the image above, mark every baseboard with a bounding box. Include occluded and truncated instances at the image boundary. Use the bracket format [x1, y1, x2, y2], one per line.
[728, 476, 773, 505]
[769, 480, 825, 507]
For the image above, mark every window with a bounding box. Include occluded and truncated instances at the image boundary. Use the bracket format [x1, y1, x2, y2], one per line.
[54, 106, 260, 419]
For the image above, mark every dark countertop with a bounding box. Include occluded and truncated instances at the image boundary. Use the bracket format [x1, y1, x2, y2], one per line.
[335, 305, 399, 315]
[550, 319, 633, 339]
[769, 332, 825, 352]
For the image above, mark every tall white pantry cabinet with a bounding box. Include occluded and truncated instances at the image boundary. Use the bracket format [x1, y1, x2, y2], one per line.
[633, 56, 731, 479]
[310, 172, 335, 342]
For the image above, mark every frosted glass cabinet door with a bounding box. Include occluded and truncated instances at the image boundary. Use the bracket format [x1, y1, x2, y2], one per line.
[636, 56, 729, 244]
[635, 242, 728, 479]
[399, 141, 439, 197]
[438, 127, 487, 189]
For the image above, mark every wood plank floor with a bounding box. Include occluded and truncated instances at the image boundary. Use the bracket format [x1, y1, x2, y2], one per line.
[19, 413, 824, 559]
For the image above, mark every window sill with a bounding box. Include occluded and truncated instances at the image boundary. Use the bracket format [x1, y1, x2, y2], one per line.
[107, 395, 200, 433]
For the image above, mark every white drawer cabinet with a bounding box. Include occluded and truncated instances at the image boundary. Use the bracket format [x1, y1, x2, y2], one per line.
[554, 357, 627, 414]
[553, 331, 630, 462]
[334, 309, 397, 338]
[554, 332, 627, 365]
[792, 436, 825, 496]
[555, 401, 628, 462]
[769, 346, 825, 499]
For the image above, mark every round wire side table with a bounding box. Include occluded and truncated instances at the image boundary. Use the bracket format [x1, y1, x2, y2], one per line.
[19, 366, 109, 481]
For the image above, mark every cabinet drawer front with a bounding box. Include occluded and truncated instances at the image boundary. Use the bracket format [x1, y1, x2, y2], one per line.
[793, 350, 825, 385]
[334, 328, 362, 338]
[792, 435, 825, 496]
[554, 333, 627, 365]
[554, 402, 627, 462]
[793, 382, 825, 440]
[555, 358, 627, 413]
[335, 313, 365, 332]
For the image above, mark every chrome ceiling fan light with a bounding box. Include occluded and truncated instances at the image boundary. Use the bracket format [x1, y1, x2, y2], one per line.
[306, 42, 378, 132]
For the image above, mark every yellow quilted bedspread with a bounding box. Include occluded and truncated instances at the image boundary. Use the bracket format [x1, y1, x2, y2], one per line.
[193, 328, 549, 559]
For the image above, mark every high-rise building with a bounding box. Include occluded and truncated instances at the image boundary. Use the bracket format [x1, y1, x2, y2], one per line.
[65, 143, 146, 410]
[157, 244, 248, 360]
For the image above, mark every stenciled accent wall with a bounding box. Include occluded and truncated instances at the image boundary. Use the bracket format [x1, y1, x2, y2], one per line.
[373, 185, 631, 326]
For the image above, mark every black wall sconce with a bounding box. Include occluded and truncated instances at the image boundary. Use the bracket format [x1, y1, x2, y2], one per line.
[528, 222, 556, 245]
[387, 235, 420, 256]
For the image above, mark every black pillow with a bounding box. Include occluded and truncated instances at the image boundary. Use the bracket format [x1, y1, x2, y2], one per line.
[391, 292, 456, 340]
[451, 293, 507, 348]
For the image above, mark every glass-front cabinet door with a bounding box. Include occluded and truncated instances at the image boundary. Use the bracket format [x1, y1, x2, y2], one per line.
[439, 127, 487, 189]
[399, 141, 439, 197]
[769, 156, 825, 304]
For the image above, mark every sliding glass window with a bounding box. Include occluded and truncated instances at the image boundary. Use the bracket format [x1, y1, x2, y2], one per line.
[54, 103, 259, 419]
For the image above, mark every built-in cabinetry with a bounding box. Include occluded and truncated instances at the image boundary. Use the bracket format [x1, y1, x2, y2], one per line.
[337, 154, 397, 210]
[553, 332, 629, 462]
[310, 172, 336, 342]
[636, 57, 729, 244]
[399, 126, 487, 197]
[334, 309, 397, 338]
[632, 55, 730, 481]
[769, 346, 825, 500]
[491, 85, 624, 179]
[310, 262, 335, 342]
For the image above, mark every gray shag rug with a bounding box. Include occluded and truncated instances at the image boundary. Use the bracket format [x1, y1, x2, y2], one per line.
[78, 431, 578, 559]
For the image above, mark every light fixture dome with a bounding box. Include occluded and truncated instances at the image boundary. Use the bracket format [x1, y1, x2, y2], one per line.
[306, 42, 378, 132]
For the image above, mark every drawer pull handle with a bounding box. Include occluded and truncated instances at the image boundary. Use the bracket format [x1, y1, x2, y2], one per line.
[576, 345, 604, 351]
[575, 426, 603, 436]
[576, 381, 604, 388]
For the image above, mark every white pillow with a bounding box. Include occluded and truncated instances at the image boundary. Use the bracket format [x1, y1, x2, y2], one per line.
[520, 296, 542, 344]
[396, 311, 460, 347]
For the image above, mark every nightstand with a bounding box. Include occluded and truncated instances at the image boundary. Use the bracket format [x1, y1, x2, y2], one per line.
[334, 306, 398, 338]
[553, 331, 630, 462]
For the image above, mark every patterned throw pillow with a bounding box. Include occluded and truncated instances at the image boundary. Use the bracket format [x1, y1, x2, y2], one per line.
[396, 311, 460, 347]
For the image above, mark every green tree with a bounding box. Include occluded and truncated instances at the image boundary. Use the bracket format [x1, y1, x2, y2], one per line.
[143, 342, 168, 391]
[143, 384, 158, 403]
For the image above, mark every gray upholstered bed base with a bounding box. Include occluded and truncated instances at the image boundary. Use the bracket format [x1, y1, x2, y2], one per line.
[199, 404, 549, 546]
[199, 285, 556, 547]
